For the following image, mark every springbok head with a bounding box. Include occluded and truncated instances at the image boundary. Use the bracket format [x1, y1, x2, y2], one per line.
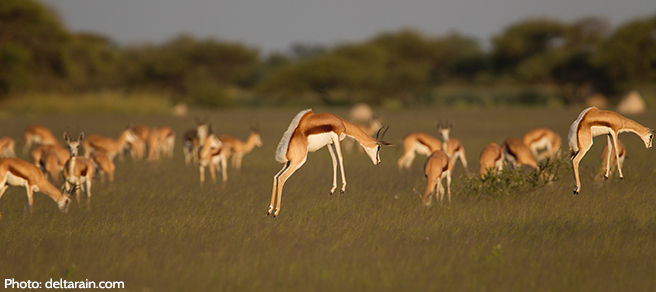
[63, 131, 85, 157]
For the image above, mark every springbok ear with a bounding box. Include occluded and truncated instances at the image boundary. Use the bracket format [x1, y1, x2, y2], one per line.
[78, 132, 85, 141]
[63, 132, 70, 143]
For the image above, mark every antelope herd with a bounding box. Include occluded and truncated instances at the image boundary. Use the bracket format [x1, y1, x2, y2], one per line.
[0, 105, 653, 217]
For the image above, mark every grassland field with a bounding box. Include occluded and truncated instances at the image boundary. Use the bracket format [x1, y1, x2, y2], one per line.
[1, 107, 655, 292]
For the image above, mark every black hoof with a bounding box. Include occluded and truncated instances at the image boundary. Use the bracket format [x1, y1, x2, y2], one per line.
[573, 190, 579, 195]
[620, 177, 624, 180]
[340, 190, 345, 195]
[604, 175, 608, 180]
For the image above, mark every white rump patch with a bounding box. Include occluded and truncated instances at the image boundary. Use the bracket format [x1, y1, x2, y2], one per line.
[276, 109, 312, 163]
[568, 107, 595, 152]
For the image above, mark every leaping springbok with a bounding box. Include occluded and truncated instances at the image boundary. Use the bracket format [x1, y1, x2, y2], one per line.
[268, 109, 391, 217]
[569, 106, 653, 194]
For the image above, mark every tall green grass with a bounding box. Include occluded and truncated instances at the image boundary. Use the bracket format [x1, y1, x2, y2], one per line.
[1, 107, 655, 292]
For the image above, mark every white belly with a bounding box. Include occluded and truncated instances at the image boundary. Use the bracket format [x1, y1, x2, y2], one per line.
[6, 171, 27, 187]
[532, 137, 550, 150]
[307, 132, 335, 152]
[590, 126, 611, 137]
[414, 142, 431, 156]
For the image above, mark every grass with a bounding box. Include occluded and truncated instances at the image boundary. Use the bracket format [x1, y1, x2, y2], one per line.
[1, 107, 655, 291]
[0, 91, 172, 116]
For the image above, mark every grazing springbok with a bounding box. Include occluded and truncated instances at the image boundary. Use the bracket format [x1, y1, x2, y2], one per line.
[569, 106, 653, 194]
[23, 125, 60, 154]
[0, 137, 16, 158]
[217, 128, 262, 170]
[129, 124, 150, 163]
[502, 137, 539, 172]
[83, 128, 137, 162]
[63, 132, 95, 208]
[397, 132, 442, 171]
[146, 126, 176, 163]
[91, 150, 115, 184]
[595, 137, 626, 181]
[522, 127, 562, 161]
[183, 119, 210, 165]
[437, 120, 468, 169]
[38, 148, 65, 185]
[198, 134, 231, 186]
[421, 150, 454, 206]
[0, 158, 70, 214]
[479, 143, 504, 179]
[268, 109, 391, 217]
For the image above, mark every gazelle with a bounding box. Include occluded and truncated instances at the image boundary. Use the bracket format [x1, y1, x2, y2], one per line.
[595, 137, 626, 181]
[502, 137, 539, 171]
[0, 158, 70, 214]
[63, 132, 95, 208]
[198, 134, 231, 186]
[569, 106, 653, 194]
[38, 148, 65, 185]
[421, 150, 454, 206]
[129, 124, 150, 163]
[479, 143, 504, 179]
[397, 133, 442, 171]
[91, 150, 115, 184]
[183, 119, 210, 165]
[146, 126, 176, 163]
[268, 109, 391, 217]
[0, 137, 16, 158]
[437, 120, 468, 169]
[23, 125, 59, 154]
[82, 128, 137, 162]
[522, 127, 562, 161]
[217, 128, 262, 170]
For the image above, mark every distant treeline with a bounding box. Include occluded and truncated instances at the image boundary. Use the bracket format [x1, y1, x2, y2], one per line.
[1, 0, 655, 107]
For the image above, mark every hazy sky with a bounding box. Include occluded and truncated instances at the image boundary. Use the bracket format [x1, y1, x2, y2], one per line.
[41, 0, 655, 55]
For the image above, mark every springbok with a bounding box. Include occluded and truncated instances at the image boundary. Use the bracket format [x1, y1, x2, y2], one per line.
[421, 150, 454, 206]
[502, 137, 539, 171]
[146, 126, 176, 163]
[479, 143, 504, 179]
[0, 137, 16, 158]
[437, 120, 468, 169]
[397, 133, 442, 171]
[569, 106, 653, 194]
[23, 125, 59, 154]
[0, 158, 70, 214]
[63, 132, 95, 208]
[83, 128, 137, 162]
[217, 128, 262, 170]
[198, 135, 231, 186]
[268, 109, 391, 217]
[91, 150, 115, 184]
[130, 124, 150, 163]
[522, 127, 561, 161]
[183, 119, 210, 165]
